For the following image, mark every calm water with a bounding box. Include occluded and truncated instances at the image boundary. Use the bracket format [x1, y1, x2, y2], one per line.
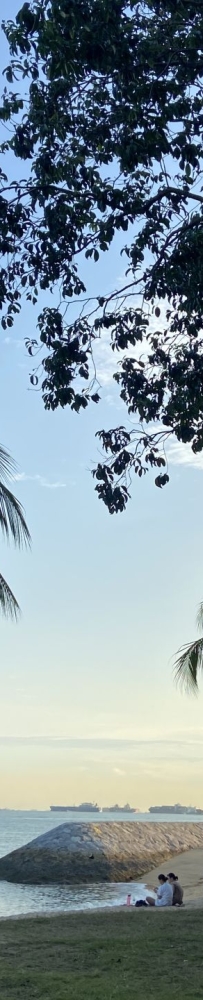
[0, 810, 201, 917]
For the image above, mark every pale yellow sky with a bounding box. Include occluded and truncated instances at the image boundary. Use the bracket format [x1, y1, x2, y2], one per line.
[1, 608, 203, 810]
[1, 731, 203, 810]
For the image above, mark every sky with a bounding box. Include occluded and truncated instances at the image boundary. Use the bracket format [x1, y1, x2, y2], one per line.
[1, 2, 203, 811]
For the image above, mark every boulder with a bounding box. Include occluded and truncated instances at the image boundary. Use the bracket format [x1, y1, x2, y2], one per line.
[0, 821, 203, 884]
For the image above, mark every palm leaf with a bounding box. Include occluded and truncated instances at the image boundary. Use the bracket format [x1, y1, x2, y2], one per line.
[0, 444, 31, 549]
[174, 637, 203, 692]
[196, 603, 203, 632]
[0, 445, 17, 482]
[0, 573, 20, 620]
[0, 444, 30, 619]
[0, 484, 31, 548]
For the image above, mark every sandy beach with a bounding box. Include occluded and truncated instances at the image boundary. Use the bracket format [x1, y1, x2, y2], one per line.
[140, 847, 203, 909]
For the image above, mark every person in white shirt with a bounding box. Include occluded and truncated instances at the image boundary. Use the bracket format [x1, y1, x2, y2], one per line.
[146, 874, 173, 907]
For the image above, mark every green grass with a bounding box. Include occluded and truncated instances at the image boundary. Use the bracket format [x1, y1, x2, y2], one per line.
[0, 909, 202, 999]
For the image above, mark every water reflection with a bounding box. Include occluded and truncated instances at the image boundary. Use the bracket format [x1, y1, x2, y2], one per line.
[0, 879, 145, 918]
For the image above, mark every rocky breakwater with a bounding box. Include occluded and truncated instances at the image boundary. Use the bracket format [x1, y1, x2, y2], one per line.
[0, 822, 203, 885]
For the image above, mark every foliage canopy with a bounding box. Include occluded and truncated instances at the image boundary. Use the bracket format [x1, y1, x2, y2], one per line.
[1, 0, 203, 511]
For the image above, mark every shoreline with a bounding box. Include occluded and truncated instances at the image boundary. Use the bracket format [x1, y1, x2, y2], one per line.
[1, 845, 203, 919]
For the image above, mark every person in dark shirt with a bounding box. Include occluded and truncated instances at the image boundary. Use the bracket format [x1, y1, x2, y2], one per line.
[167, 872, 183, 906]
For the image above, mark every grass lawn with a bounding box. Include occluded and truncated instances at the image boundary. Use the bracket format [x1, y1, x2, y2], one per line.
[0, 909, 202, 999]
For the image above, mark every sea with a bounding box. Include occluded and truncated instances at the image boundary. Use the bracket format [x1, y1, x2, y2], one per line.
[0, 809, 202, 918]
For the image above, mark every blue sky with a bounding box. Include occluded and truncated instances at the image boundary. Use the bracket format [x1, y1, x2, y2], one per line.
[1, 2, 203, 810]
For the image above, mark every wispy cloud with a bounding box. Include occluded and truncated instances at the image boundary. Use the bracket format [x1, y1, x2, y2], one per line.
[113, 767, 125, 776]
[1, 734, 203, 747]
[1, 737, 203, 779]
[168, 441, 203, 472]
[3, 337, 24, 348]
[13, 473, 67, 489]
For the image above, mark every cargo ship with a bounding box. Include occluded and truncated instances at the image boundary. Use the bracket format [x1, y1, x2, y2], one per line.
[103, 804, 136, 813]
[149, 804, 203, 815]
[50, 802, 100, 813]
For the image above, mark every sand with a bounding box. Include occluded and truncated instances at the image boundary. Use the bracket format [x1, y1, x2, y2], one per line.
[140, 847, 203, 908]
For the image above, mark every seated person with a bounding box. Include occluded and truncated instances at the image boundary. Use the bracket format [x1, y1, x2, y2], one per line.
[167, 872, 183, 906]
[146, 873, 173, 907]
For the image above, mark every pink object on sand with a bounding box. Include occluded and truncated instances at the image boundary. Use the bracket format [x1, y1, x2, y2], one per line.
[126, 894, 131, 906]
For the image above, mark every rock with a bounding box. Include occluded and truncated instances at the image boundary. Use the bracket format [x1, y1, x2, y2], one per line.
[0, 822, 203, 885]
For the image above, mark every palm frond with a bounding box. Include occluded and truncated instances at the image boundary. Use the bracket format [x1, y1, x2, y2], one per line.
[196, 603, 203, 632]
[0, 573, 20, 620]
[0, 483, 31, 548]
[0, 444, 31, 619]
[0, 445, 17, 483]
[174, 637, 203, 693]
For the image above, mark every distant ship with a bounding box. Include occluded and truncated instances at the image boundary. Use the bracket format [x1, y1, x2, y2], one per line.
[149, 804, 203, 815]
[50, 802, 137, 814]
[103, 804, 136, 813]
[50, 802, 100, 813]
